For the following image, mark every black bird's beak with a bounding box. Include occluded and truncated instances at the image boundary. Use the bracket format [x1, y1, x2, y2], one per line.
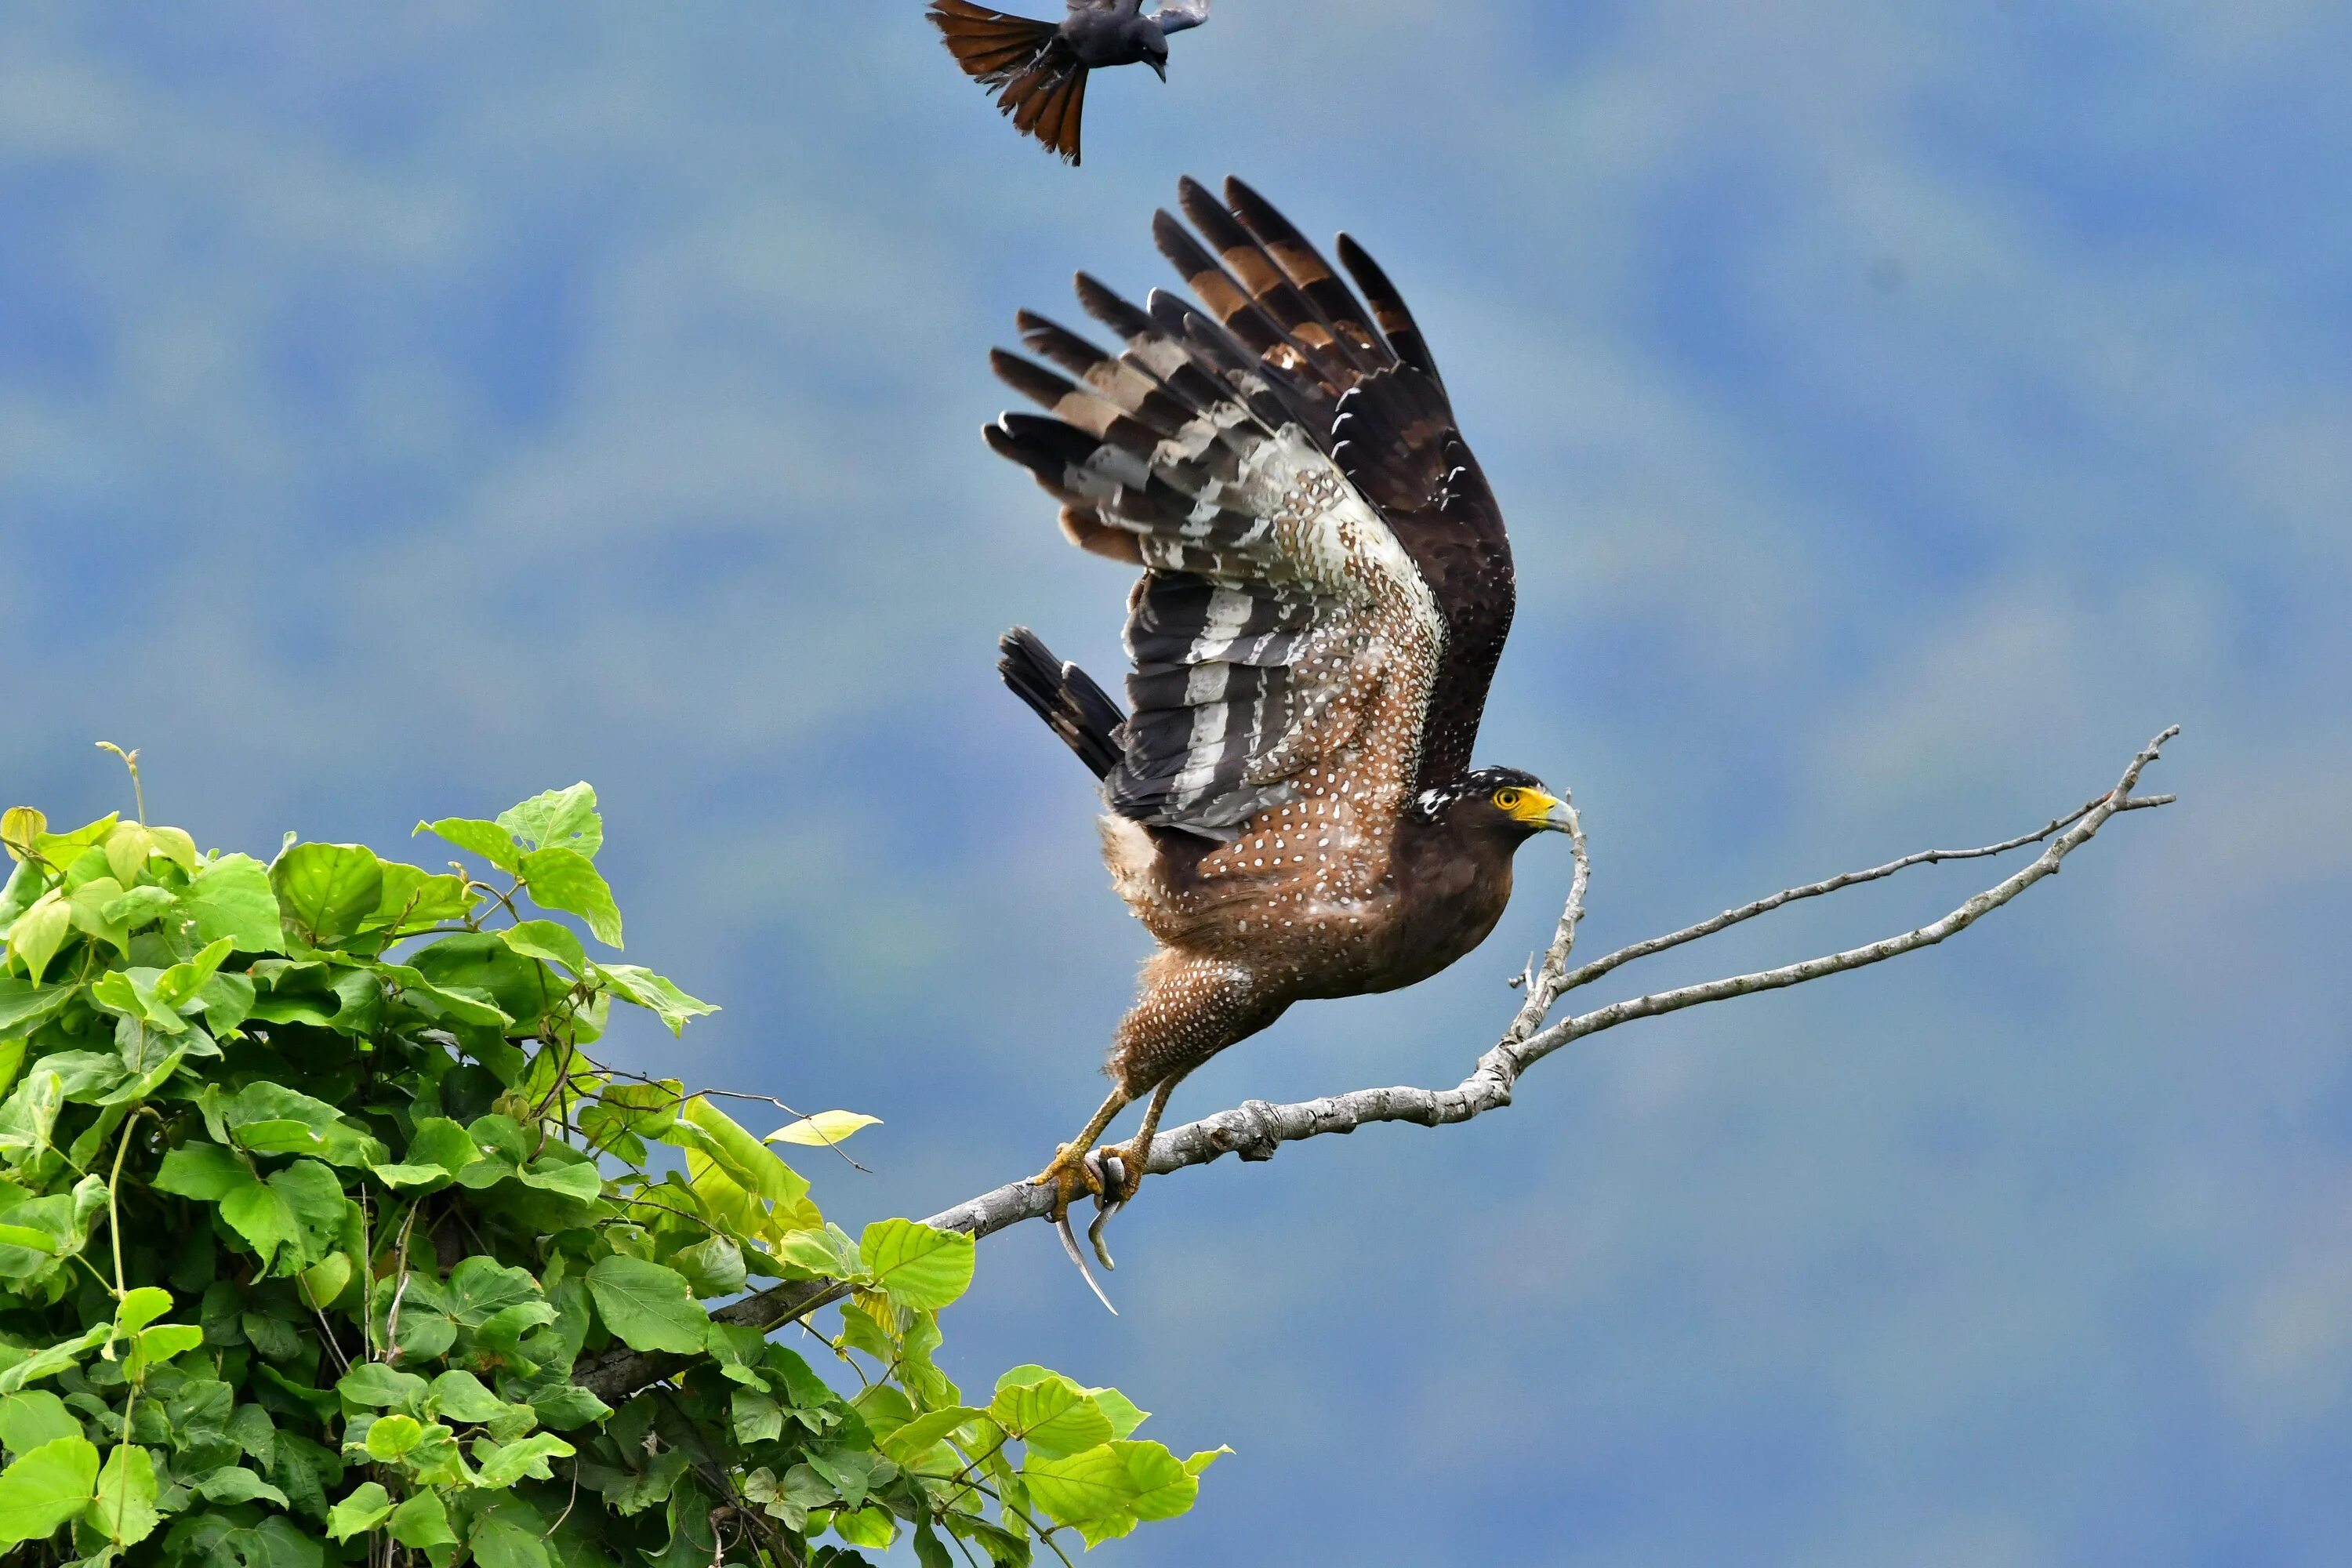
[1148, 58, 1167, 82]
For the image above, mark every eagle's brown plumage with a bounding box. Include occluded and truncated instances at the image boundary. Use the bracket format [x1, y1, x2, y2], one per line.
[988, 178, 1568, 1280]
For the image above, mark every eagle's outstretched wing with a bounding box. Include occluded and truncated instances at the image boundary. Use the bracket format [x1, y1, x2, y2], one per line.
[929, 0, 1091, 164]
[987, 179, 1511, 838]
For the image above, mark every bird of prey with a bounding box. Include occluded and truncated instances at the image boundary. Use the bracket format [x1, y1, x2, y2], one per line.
[928, 0, 1212, 165]
[986, 177, 1571, 1295]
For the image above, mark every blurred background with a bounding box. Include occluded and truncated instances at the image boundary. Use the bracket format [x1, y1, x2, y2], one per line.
[3, 2, 2348, 1561]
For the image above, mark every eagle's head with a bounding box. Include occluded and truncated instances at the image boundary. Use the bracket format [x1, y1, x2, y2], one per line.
[1412, 766, 1573, 843]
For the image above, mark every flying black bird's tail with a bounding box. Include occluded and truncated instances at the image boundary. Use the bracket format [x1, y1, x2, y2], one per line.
[927, 0, 1090, 164]
[999, 626, 1126, 781]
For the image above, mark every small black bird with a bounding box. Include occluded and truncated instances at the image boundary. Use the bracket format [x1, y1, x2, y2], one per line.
[929, 0, 1211, 165]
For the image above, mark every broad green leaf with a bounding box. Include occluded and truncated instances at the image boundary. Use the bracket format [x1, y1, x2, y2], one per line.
[496, 784, 602, 858]
[880, 1406, 988, 1464]
[771, 1224, 862, 1279]
[415, 816, 522, 875]
[860, 1218, 975, 1311]
[325, 1480, 393, 1541]
[584, 1255, 709, 1352]
[175, 854, 284, 954]
[7, 891, 70, 985]
[27, 815, 115, 871]
[363, 1413, 424, 1461]
[679, 1097, 807, 1207]
[1092, 1386, 1149, 1439]
[470, 1508, 552, 1568]
[114, 1287, 174, 1337]
[0, 1434, 99, 1545]
[387, 1488, 458, 1549]
[0, 808, 44, 864]
[591, 963, 716, 1035]
[499, 919, 586, 977]
[148, 826, 199, 873]
[270, 843, 384, 948]
[408, 1116, 481, 1174]
[991, 1374, 1112, 1458]
[86, 1443, 158, 1546]
[193, 1465, 290, 1507]
[66, 877, 132, 957]
[338, 1363, 428, 1410]
[0, 1392, 79, 1457]
[100, 823, 151, 887]
[470, 1431, 574, 1489]
[152, 937, 235, 1008]
[0, 1325, 107, 1395]
[299, 1252, 353, 1309]
[127, 1324, 202, 1375]
[0, 978, 76, 1037]
[517, 847, 621, 947]
[0, 1069, 64, 1163]
[218, 1180, 299, 1270]
[100, 883, 177, 929]
[669, 1233, 746, 1297]
[154, 1142, 248, 1202]
[1022, 1439, 1207, 1545]
[424, 1370, 509, 1424]
[367, 861, 475, 932]
[766, 1109, 881, 1146]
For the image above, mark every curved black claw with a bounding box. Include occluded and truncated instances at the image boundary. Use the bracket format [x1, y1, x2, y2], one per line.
[1054, 1214, 1118, 1315]
[1084, 1149, 1130, 1271]
[1033, 1144, 1117, 1314]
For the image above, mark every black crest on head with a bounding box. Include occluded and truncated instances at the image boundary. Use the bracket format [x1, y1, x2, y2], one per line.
[1410, 765, 1548, 825]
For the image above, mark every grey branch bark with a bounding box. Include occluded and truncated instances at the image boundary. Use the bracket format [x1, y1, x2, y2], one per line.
[578, 726, 2179, 1402]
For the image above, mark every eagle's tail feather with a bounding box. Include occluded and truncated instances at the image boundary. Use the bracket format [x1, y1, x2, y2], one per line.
[927, 0, 1057, 83]
[999, 627, 1127, 781]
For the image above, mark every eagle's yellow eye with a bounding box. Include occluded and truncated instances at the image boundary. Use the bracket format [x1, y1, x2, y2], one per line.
[1493, 788, 1522, 811]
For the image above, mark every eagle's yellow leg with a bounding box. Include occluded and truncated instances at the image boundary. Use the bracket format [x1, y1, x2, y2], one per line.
[1085, 1070, 1189, 1272]
[1031, 1087, 1131, 1218]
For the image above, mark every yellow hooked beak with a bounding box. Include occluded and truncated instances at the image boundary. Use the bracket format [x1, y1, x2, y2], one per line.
[1507, 789, 1574, 833]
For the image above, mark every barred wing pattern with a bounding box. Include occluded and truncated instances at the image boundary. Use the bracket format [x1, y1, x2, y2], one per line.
[985, 179, 1512, 841]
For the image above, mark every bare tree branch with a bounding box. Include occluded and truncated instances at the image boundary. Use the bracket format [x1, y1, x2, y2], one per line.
[577, 726, 2179, 1402]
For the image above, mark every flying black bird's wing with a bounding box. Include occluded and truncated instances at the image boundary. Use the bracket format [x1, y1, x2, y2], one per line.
[929, 0, 1091, 163]
[986, 184, 1494, 840]
[1148, 178, 1513, 793]
[1152, 0, 1211, 34]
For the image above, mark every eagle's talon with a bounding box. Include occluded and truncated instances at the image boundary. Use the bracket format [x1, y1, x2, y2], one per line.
[1087, 1196, 1125, 1272]
[1031, 1141, 1106, 1223]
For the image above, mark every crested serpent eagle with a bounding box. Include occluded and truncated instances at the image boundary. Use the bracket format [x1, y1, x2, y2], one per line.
[987, 177, 1570, 1287]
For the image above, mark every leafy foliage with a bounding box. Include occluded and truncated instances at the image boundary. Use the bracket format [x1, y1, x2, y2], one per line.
[0, 777, 1218, 1564]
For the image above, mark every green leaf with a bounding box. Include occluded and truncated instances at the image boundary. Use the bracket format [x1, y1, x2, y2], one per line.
[152, 936, 235, 1009]
[424, 1370, 510, 1425]
[270, 843, 384, 948]
[880, 1406, 988, 1464]
[992, 1374, 1114, 1459]
[66, 877, 132, 957]
[0, 808, 45, 865]
[114, 1287, 174, 1337]
[0, 978, 77, 1038]
[362, 1413, 423, 1461]
[517, 847, 621, 947]
[0, 1434, 99, 1545]
[859, 1218, 975, 1311]
[7, 891, 71, 985]
[668, 1233, 746, 1297]
[591, 964, 717, 1035]
[415, 816, 523, 875]
[175, 854, 284, 954]
[470, 1507, 552, 1568]
[367, 861, 476, 933]
[500, 919, 587, 978]
[28, 815, 115, 871]
[766, 1109, 881, 1146]
[0, 1392, 80, 1457]
[584, 1255, 709, 1352]
[100, 883, 178, 929]
[191, 1464, 290, 1508]
[471, 1431, 575, 1489]
[325, 1480, 394, 1541]
[336, 1363, 427, 1411]
[387, 1488, 458, 1549]
[1022, 1439, 1206, 1546]
[678, 1097, 807, 1207]
[1093, 1387, 1149, 1439]
[88, 1443, 159, 1545]
[496, 784, 603, 859]
[154, 1142, 248, 1202]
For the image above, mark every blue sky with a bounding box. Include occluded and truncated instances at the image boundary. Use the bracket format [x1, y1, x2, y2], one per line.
[4, 2, 2349, 1562]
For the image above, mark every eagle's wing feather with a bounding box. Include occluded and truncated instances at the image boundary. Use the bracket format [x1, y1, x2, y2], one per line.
[928, 0, 1091, 164]
[1163, 177, 1515, 791]
[987, 180, 1511, 835]
[988, 310, 1443, 839]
